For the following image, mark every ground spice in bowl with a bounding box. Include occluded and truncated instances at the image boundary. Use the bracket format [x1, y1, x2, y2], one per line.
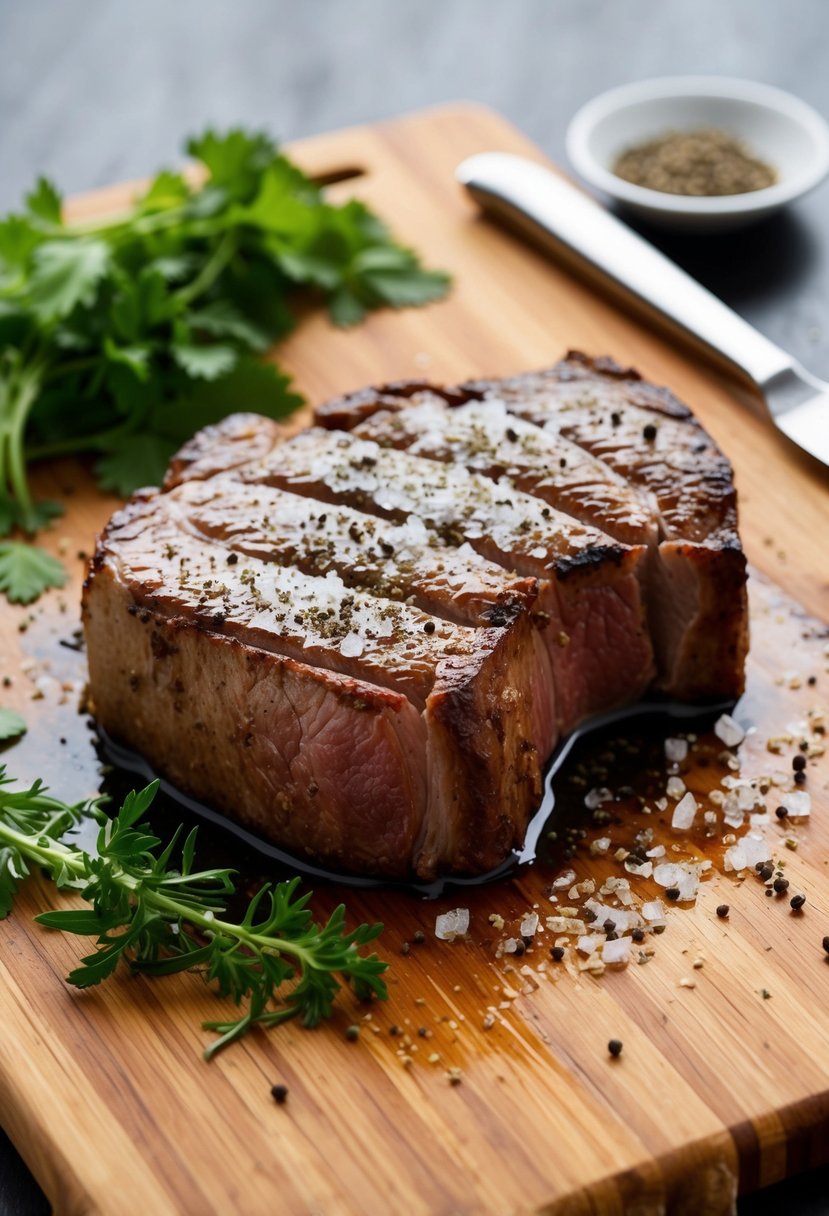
[612, 128, 777, 197]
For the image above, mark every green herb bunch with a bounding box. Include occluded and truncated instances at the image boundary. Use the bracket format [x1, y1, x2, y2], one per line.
[0, 768, 388, 1059]
[0, 128, 450, 602]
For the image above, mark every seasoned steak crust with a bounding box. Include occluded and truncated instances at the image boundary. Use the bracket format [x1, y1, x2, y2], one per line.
[315, 351, 749, 699]
[84, 352, 748, 880]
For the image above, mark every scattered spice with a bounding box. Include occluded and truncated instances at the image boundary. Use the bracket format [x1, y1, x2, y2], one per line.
[612, 128, 777, 197]
[607, 1039, 623, 1058]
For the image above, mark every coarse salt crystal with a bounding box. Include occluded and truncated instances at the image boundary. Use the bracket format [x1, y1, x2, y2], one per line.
[653, 861, 700, 901]
[642, 900, 667, 923]
[646, 845, 666, 858]
[742, 832, 771, 867]
[602, 936, 631, 966]
[339, 632, 365, 658]
[520, 912, 539, 938]
[715, 713, 745, 748]
[625, 858, 653, 878]
[577, 934, 604, 956]
[551, 869, 576, 890]
[672, 791, 698, 831]
[780, 790, 811, 820]
[665, 737, 688, 763]
[590, 837, 611, 855]
[666, 776, 686, 800]
[584, 787, 612, 810]
[435, 908, 469, 941]
[723, 842, 747, 872]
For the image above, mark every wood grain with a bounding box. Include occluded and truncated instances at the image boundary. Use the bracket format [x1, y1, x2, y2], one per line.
[0, 104, 828, 1216]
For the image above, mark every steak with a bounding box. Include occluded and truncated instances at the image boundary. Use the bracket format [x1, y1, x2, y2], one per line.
[317, 352, 749, 700]
[84, 353, 748, 880]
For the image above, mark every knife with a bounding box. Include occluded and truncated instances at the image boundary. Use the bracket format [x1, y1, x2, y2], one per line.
[456, 151, 829, 468]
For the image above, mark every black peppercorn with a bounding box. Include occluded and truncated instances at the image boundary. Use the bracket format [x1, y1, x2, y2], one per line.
[775, 806, 788, 820]
[643, 423, 657, 441]
[773, 877, 789, 895]
[665, 887, 681, 901]
[632, 928, 645, 943]
[550, 946, 565, 962]
[790, 894, 806, 911]
[716, 904, 730, 919]
[608, 1039, 623, 1058]
[271, 1084, 289, 1104]
[793, 754, 807, 772]
[794, 771, 806, 785]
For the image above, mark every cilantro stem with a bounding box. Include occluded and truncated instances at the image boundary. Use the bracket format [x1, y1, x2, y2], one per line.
[176, 229, 237, 306]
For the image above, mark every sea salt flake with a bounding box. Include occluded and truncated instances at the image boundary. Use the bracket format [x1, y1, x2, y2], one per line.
[435, 908, 469, 941]
[653, 861, 700, 901]
[339, 632, 365, 658]
[520, 912, 539, 938]
[584, 787, 612, 810]
[666, 776, 686, 800]
[672, 791, 698, 831]
[646, 845, 666, 859]
[602, 936, 631, 966]
[664, 737, 688, 763]
[642, 900, 667, 923]
[577, 934, 604, 956]
[715, 713, 745, 748]
[780, 790, 811, 820]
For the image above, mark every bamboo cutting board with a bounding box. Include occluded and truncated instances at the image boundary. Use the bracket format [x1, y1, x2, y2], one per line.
[1, 104, 829, 1216]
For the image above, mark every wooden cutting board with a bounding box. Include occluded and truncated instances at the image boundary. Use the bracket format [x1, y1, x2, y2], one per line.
[1, 104, 828, 1216]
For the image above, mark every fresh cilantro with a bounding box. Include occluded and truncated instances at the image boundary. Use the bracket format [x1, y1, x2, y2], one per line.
[0, 126, 450, 602]
[0, 542, 67, 603]
[0, 769, 388, 1058]
[0, 710, 26, 742]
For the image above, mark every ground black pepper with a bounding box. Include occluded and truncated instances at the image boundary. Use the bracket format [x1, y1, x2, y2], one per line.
[612, 128, 777, 196]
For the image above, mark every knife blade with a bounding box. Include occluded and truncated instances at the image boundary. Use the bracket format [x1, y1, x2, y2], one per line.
[456, 151, 829, 469]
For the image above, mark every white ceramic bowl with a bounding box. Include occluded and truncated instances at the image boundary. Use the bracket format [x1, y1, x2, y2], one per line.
[566, 76, 829, 232]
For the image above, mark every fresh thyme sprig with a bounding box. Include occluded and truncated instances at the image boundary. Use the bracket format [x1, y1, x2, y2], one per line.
[0, 768, 388, 1059]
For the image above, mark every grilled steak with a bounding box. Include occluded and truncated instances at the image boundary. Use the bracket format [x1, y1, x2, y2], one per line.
[84, 353, 748, 879]
[317, 352, 749, 700]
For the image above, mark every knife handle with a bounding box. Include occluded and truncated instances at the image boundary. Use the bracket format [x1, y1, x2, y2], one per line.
[456, 151, 795, 397]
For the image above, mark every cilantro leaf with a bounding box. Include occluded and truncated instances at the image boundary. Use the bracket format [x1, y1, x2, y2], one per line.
[0, 543, 66, 603]
[0, 710, 26, 743]
[28, 238, 110, 322]
[361, 267, 452, 309]
[172, 342, 238, 380]
[96, 433, 179, 495]
[186, 300, 269, 351]
[153, 357, 302, 442]
[25, 178, 63, 226]
[0, 123, 450, 604]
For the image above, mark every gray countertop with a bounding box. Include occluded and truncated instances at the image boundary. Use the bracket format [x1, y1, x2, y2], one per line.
[1, 1, 828, 1212]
